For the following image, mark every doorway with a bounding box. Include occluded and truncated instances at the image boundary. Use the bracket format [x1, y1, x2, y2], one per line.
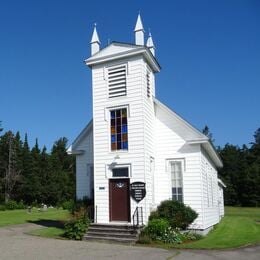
[109, 178, 130, 222]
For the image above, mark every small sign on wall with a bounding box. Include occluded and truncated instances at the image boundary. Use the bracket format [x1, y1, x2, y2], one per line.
[130, 182, 146, 203]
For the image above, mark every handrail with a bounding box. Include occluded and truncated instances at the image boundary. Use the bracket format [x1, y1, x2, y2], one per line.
[95, 205, 97, 223]
[132, 206, 143, 228]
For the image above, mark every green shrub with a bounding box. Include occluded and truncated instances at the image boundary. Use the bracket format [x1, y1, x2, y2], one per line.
[157, 227, 183, 244]
[0, 201, 25, 211]
[149, 200, 198, 230]
[64, 207, 90, 240]
[5, 200, 18, 210]
[64, 217, 89, 240]
[182, 231, 203, 241]
[145, 218, 169, 240]
[16, 201, 26, 209]
[0, 205, 6, 211]
[142, 218, 183, 244]
[61, 199, 74, 211]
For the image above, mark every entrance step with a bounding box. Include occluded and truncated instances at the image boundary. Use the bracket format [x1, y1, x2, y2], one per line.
[84, 223, 141, 244]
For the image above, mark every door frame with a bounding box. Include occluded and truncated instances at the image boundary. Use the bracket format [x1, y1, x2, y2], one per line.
[109, 178, 131, 222]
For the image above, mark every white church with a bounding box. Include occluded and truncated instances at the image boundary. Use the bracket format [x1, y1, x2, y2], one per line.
[68, 15, 225, 233]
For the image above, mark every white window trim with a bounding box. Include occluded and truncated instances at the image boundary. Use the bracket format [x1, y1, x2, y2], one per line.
[166, 158, 185, 202]
[165, 158, 186, 172]
[105, 105, 130, 153]
[104, 104, 130, 121]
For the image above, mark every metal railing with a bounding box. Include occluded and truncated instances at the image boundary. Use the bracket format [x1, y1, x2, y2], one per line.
[132, 206, 143, 228]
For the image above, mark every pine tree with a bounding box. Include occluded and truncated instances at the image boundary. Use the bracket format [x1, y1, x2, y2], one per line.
[202, 125, 215, 144]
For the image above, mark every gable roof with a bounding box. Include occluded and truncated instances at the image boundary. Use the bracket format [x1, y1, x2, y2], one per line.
[67, 120, 93, 155]
[85, 42, 160, 72]
[154, 98, 223, 168]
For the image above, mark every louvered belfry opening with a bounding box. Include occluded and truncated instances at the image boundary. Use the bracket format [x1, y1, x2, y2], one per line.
[147, 71, 151, 98]
[108, 64, 127, 98]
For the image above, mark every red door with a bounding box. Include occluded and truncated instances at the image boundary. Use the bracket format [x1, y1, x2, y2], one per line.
[109, 179, 130, 222]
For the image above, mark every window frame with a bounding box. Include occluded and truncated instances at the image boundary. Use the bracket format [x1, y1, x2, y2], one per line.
[109, 106, 129, 152]
[106, 164, 132, 179]
[167, 159, 185, 203]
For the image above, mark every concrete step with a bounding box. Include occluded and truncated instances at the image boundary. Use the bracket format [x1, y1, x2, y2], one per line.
[87, 231, 137, 239]
[88, 227, 138, 234]
[84, 223, 141, 244]
[89, 224, 135, 230]
[84, 235, 137, 244]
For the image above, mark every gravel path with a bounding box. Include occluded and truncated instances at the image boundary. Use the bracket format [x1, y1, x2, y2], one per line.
[0, 223, 259, 260]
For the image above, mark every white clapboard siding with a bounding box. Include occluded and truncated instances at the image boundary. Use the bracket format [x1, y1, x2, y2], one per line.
[154, 106, 204, 229]
[201, 148, 220, 229]
[92, 56, 151, 223]
[75, 130, 93, 200]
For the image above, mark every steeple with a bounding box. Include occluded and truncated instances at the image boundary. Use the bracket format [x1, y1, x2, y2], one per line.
[134, 14, 145, 45]
[146, 31, 155, 56]
[90, 23, 100, 56]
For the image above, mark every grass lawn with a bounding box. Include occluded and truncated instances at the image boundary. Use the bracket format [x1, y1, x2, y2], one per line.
[0, 208, 69, 227]
[176, 207, 260, 249]
[29, 227, 66, 239]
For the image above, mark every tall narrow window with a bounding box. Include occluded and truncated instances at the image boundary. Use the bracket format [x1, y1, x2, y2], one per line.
[110, 108, 128, 151]
[108, 64, 127, 98]
[171, 162, 183, 202]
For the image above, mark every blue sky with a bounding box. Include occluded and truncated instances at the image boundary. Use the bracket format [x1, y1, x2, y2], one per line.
[0, 0, 259, 150]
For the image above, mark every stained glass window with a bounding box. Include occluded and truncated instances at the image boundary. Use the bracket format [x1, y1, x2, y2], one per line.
[110, 108, 128, 151]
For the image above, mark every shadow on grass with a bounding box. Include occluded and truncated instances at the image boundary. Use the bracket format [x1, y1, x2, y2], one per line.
[27, 219, 65, 229]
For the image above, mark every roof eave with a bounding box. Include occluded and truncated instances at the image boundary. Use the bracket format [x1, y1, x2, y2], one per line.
[67, 120, 93, 153]
[85, 46, 160, 72]
[218, 178, 227, 188]
[187, 139, 223, 168]
[67, 149, 85, 155]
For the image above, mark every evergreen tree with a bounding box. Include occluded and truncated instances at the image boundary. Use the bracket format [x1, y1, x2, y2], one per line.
[202, 125, 215, 144]
[20, 133, 33, 203]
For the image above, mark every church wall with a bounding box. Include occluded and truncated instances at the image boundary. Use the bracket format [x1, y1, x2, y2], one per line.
[201, 148, 220, 229]
[154, 108, 204, 229]
[75, 129, 94, 199]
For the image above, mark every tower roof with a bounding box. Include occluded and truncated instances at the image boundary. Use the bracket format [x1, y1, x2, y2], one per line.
[85, 41, 160, 72]
[134, 14, 144, 32]
[90, 24, 100, 44]
[146, 32, 155, 48]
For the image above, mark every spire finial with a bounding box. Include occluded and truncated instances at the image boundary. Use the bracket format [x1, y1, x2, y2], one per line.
[146, 29, 155, 56]
[134, 13, 144, 32]
[90, 23, 100, 55]
[134, 13, 145, 45]
[91, 23, 100, 44]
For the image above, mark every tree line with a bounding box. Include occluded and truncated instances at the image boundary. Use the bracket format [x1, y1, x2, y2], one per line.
[0, 123, 75, 206]
[0, 121, 259, 207]
[203, 126, 260, 207]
